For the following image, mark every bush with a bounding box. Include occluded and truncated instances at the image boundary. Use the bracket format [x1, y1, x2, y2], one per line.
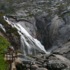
[0, 36, 10, 70]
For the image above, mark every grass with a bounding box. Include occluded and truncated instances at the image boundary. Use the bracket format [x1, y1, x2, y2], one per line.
[0, 35, 10, 70]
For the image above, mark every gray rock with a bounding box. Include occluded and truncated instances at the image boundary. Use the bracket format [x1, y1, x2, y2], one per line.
[36, 68, 48, 70]
[49, 15, 65, 47]
[47, 55, 67, 70]
[53, 42, 70, 59]
[31, 64, 38, 69]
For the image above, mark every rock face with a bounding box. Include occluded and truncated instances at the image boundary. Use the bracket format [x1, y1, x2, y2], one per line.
[35, 12, 70, 50]
[50, 13, 70, 59]
[35, 13, 52, 49]
[36, 68, 48, 70]
[0, 0, 70, 70]
[46, 54, 70, 70]
[53, 42, 70, 60]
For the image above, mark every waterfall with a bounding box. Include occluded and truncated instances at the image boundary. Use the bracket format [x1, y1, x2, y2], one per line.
[0, 24, 6, 32]
[3, 16, 50, 55]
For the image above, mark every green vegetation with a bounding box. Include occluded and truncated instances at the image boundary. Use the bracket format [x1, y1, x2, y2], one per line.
[0, 35, 10, 70]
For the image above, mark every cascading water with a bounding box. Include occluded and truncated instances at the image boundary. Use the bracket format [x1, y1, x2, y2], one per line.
[0, 24, 6, 32]
[3, 16, 50, 56]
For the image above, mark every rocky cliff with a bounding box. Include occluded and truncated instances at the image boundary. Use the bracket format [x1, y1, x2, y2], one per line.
[0, 0, 70, 70]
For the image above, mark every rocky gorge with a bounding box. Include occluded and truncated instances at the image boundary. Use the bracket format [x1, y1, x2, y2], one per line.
[0, 0, 70, 70]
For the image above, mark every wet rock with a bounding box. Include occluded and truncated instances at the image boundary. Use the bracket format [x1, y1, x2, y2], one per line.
[35, 13, 52, 49]
[47, 13, 70, 52]
[31, 64, 39, 70]
[47, 55, 67, 70]
[53, 42, 70, 60]
[35, 11, 70, 52]
[49, 15, 65, 47]
[36, 68, 48, 70]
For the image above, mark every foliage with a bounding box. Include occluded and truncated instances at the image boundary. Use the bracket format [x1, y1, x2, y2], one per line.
[0, 36, 10, 70]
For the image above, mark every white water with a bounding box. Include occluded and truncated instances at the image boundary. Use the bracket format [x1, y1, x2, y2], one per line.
[3, 16, 50, 55]
[0, 24, 6, 32]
